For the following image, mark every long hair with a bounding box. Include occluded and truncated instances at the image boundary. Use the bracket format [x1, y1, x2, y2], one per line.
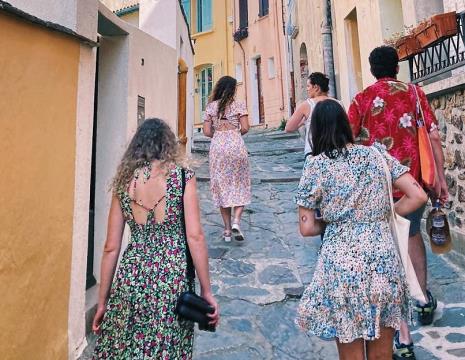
[311, 100, 354, 159]
[210, 76, 237, 118]
[112, 118, 180, 192]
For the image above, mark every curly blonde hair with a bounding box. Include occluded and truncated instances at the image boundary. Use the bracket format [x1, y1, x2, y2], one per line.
[112, 118, 182, 193]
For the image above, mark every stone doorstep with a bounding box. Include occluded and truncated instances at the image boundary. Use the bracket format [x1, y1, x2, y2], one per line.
[421, 219, 465, 269]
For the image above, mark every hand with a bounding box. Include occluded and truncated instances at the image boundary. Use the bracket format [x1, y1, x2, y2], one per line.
[201, 292, 219, 326]
[92, 305, 106, 334]
[438, 177, 449, 204]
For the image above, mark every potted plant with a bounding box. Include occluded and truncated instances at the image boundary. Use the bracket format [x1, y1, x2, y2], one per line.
[384, 26, 422, 61]
[414, 11, 458, 48]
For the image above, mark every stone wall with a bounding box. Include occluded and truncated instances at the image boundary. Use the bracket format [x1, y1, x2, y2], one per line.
[430, 90, 465, 246]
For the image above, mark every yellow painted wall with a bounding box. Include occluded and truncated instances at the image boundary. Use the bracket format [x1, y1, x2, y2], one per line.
[190, 0, 234, 125]
[0, 13, 79, 359]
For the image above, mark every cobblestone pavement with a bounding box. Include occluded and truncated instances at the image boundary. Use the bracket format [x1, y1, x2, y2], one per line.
[80, 129, 465, 359]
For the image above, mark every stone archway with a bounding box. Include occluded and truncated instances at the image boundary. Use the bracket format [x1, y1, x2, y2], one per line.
[178, 58, 188, 153]
[299, 43, 309, 100]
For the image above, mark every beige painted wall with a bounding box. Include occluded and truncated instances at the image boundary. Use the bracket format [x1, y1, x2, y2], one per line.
[234, 0, 288, 126]
[291, 0, 326, 103]
[0, 13, 80, 359]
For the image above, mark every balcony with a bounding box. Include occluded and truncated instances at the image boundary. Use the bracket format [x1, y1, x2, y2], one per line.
[409, 12, 465, 83]
[233, 27, 248, 42]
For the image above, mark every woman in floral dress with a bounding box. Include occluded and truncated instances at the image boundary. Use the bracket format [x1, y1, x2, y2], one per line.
[203, 76, 251, 244]
[92, 118, 219, 359]
[294, 100, 427, 359]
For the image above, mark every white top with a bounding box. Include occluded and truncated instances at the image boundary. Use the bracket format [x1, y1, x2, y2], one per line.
[304, 98, 315, 156]
[304, 98, 344, 156]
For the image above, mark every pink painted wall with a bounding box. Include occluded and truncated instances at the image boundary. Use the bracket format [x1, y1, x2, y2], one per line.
[233, 0, 288, 127]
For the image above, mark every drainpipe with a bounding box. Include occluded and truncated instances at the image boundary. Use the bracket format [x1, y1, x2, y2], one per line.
[322, 0, 337, 98]
[274, 0, 285, 111]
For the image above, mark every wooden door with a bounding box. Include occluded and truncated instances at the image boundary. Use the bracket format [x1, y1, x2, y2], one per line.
[178, 60, 188, 153]
[256, 57, 265, 123]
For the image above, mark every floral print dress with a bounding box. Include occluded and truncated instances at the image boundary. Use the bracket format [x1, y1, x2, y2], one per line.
[204, 100, 251, 208]
[93, 165, 195, 359]
[294, 143, 413, 343]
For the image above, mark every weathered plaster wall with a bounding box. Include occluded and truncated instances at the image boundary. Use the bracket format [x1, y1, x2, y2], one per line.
[233, 0, 288, 126]
[0, 13, 80, 359]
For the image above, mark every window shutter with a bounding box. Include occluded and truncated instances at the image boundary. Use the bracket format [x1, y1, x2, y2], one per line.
[203, 0, 212, 31]
[239, 0, 248, 28]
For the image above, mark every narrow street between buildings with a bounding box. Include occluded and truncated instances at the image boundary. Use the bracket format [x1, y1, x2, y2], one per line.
[81, 129, 465, 360]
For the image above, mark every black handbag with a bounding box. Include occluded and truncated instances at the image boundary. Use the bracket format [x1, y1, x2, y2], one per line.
[175, 169, 216, 332]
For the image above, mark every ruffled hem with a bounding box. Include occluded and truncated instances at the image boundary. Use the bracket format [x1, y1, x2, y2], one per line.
[295, 295, 414, 343]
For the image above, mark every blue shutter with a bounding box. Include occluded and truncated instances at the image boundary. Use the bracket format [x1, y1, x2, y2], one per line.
[202, 0, 212, 31]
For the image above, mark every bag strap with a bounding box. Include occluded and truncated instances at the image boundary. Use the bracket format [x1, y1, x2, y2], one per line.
[181, 168, 196, 284]
[371, 146, 398, 223]
[411, 84, 426, 128]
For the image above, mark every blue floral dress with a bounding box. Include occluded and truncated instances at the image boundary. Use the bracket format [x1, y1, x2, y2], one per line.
[294, 143, 413, 343]
[93, 165, 195, 359]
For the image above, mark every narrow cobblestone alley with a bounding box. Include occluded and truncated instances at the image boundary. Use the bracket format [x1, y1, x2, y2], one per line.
[81, 129, 465, 360]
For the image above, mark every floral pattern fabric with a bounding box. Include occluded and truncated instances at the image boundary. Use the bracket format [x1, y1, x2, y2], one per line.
[93, 165, 195, 359]
[294, 143, 413, 343]
[204, 100, 251, 208]
[348, 78, 438, 198]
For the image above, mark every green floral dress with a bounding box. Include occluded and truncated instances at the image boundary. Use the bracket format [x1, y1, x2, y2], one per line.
[93, 165, 195, 359]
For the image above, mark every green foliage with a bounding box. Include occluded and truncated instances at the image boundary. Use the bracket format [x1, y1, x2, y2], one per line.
[277, 118, 287, 131]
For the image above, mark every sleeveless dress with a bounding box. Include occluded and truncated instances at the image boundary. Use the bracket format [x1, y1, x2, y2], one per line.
[294, 143, 413, 343]
[93, 165, 195, 359]
[204, 100, 251, 208]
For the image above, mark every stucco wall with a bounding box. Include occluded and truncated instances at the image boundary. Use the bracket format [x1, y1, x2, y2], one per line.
[140, 0, 177, 49]
[291, 0, 325, 104]
[177, 3, 195, 152]
[0, 13, 80, 359]
[7, 0, 98, 41]
[191, 0, 234, 125]
[234, 0, 288, 126]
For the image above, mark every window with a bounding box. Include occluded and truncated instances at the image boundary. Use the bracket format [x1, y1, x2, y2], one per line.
[239, 0, 248, 28]
[259, 0, 269, 17]
[235, 63, 243, 83]
[181, 0, 191, 28]
[267, 57, 275, 78]
[197, 0, 212, 32]
[200, 66, 213, 113]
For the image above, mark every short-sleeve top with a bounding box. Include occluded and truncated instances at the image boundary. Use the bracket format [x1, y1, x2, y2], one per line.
[347, 78, 438, 197]
[203, 100, 248, 131]
[295, 143, 409, 223]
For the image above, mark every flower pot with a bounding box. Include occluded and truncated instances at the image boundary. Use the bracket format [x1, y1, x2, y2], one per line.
[414, 11, 458, 48]
[396, 35, 422, 61]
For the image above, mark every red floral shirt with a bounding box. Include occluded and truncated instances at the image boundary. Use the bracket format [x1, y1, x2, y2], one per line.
[348, 78, 438, 197]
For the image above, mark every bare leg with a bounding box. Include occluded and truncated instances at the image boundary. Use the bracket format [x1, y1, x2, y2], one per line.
[220, 207, 232, 232]
[233, 206, 245, 224]
[409, 233, 428, 298]
[336, 338, 365, 360]
[366, 327, 395, 360]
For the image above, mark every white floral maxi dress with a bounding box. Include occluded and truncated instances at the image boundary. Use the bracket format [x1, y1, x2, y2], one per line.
[204, 100, 251, 208]
[294, 144, 414, 343]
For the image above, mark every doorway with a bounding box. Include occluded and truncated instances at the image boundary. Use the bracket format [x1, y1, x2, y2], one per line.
[178, 59, 188, 153]
[255, 57, 265, 124]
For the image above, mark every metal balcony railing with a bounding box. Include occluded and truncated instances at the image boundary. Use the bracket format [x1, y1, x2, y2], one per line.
[409, 12, 465, 83]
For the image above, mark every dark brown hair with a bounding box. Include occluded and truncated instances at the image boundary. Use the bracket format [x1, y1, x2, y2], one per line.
[210, 76, 237, 119]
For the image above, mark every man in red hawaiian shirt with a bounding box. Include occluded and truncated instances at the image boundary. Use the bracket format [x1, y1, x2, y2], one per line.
[348, 46, 448, 360]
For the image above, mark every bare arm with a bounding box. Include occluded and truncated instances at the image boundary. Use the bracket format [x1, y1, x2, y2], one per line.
[285, 102, 309, 132]
[393, 173, 428, 216]
[92, 195, 125, 332]
[429, 129, 448, 203]
[239, 115, 250, 135]
[184, 176, 219, 323]
[298, 207, 325, 236]
[203, 117, 213, 138]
